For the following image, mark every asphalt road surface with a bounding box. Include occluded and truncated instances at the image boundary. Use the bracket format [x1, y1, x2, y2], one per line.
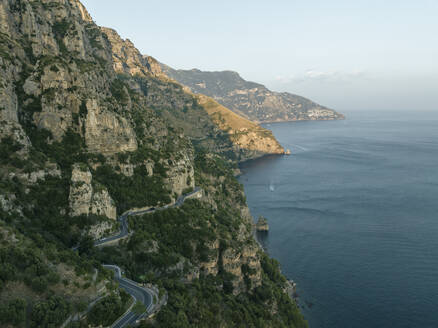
[103, 265, 153, 328]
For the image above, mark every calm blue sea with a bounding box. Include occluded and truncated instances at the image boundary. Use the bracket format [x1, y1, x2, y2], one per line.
[238, 111, 438, 328]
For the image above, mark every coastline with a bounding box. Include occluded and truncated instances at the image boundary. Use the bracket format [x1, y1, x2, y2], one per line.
[237, 112, 438, 328]
[257, 116, 346, 124]
[252, 222, 301, 304]
[238, 153, 285, 171]
[240, 149, 307, 318]
[252, 225, 266, 250]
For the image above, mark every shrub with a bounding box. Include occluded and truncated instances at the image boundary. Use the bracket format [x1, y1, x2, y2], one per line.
[110, 78, 129, 104]
[0, 137, 23, 166]
[30, 296, 70, 328]
[52, 19, 71, 38]
[23, 96, 42, 114]
[50, 65, 59, 72]
[0, 299, 26, 326]
[87, 294, 127, 326]
[93, 164, 170, 213]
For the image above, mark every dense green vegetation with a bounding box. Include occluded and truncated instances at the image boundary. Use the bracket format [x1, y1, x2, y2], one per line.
[30, 295, 71, 328]
[26, 129, 87, 172]
[0, 133, 110, 327]
[0, 222, 113, 326]
[93, 204, 307, 328]
[4, 168, 101, 250]
[93, 163, 170, 214]
[87, 292, 131, 326]
[0, 299, 26, 327]
[89, 155, 307, 327]
[110, 78, 130, 104]
[150, 274, 306, 328]
[0, 222, 97, 286]
[194, 150, 245, 205]
[0, 221, 95, 326]
[0, 137, 26, 168]
[0, 244, 60, 293]
[93, 200, 214, 277]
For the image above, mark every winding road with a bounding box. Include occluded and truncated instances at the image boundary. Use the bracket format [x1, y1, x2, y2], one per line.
[103, 265, 155, 328]
[95, 187, 202, 247]
[92, 187, 202, 327]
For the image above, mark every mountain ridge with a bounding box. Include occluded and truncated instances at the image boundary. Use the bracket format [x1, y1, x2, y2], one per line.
[99, 26, 286, 160]
[161, 64, 345, 123]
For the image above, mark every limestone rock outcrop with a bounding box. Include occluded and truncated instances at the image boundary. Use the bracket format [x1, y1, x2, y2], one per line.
[84, 99, 137, 154]
[222, 243, 262, 293]
[0, 194, 22, 215]
[101, 27, 163, 78]
[9, 164, 61, 184]
[88, 220, 116, 240]
[256, 216, 269, 232]
[0, 54, 30, 149]
[69, 164, 117, 220]
[199, 239, 220, 276]
[166, 152, 195, 197]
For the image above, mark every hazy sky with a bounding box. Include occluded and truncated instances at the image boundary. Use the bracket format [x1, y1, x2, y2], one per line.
[81, 0, 438, 111]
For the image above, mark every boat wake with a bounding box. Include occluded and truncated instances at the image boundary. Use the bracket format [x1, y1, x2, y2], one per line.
[269, 183, 275, 192]
[290, 144, 308, 151]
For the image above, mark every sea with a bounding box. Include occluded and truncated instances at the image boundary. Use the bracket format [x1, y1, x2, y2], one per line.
[238, 110, 438, 328]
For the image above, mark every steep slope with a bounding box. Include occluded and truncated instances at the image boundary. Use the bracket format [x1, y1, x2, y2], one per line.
[0, 0, 306, 327]
[161, 65, 345, 123]
[100, 27, 285, 161]
[196, 94, 285, 157]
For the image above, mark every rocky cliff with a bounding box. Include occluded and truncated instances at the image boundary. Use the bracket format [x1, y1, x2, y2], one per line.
[161, 66, 345, 123]
[0, 1, 306, 327]
[69, 163, 116, 219]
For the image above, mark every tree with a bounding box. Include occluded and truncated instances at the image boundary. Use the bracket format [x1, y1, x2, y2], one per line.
[132, 301, 146, 315]
[78, 235, 94, 255]
[30, 296, 70, 328]
[0, 299, 26, 326]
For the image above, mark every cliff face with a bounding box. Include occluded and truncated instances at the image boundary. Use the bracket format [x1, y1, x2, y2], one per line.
[0, 1, 306, 326]
[0, 0, 264, 292]
[165, 151, 195, 196]
[101, 27, 163, 78]
[161, 66, 345, 123]
[0, 0, 193, 196]
[0, 0, 144, 157]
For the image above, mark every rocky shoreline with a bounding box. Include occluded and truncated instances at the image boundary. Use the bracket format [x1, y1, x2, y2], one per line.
[252, 225, 301, 304]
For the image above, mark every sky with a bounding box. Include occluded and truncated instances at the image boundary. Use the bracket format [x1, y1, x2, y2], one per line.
[81, 0, 438, 111]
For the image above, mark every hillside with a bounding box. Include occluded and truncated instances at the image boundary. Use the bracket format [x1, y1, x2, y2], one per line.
[99, 27, 285, 162]
[0, 0, 306, 327]
[161, 65, 345, 123]
[196, 95, 285, 158]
